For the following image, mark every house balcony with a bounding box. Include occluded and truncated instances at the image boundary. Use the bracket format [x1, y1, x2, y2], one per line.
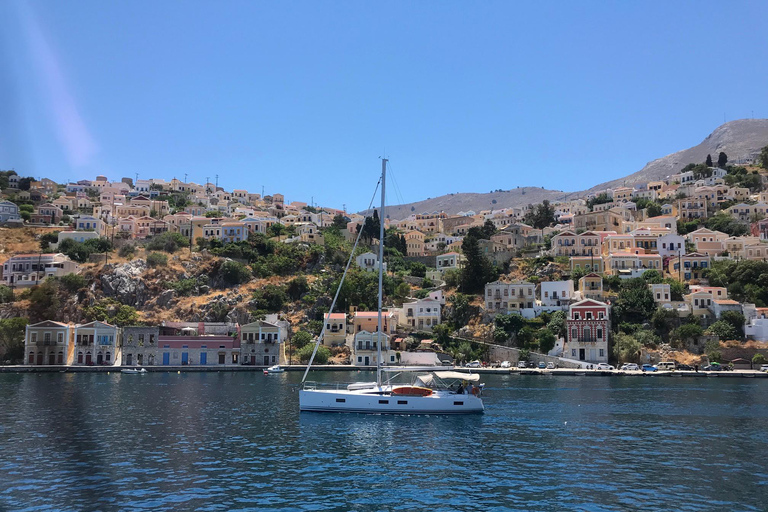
[571, 337, 601, 343]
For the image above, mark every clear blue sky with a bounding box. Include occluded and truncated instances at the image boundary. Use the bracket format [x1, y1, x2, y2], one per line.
[1, 1, 767, 211]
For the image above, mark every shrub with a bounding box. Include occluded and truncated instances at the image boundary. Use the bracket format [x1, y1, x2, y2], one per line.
[297, 343, 330, 364]
[60, 273, 86, 292]
[219, 260, 252, 286]
[252, 285, 288, 312]
[292, 330, 313, 349]
[286, 276, 310, 301]
[146, 252, 168, 268]
[169, 278, 199, 296]
[118, 244, 136, 258]
[145, 232, 189, 253]
[0, 285, 14, 303]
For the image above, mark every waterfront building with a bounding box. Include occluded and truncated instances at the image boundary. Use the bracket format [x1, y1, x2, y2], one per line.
[239, 321, 282, 366]
[322, 313, 347, 346]
[565, 299, 610, 364]
[352, 311, 396, 335]
[352, 331, 395, 366]
[157, 333, 240, 366]
[24, 321, 74, 366]
[73, 321, 120, 366]
[121, 326, 160, 366]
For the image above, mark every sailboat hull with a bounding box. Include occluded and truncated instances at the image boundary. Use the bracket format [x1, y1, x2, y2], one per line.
[299, 388, 484, 414]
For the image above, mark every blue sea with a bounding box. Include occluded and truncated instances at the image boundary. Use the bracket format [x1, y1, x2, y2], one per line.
[1, 371, 767, 511]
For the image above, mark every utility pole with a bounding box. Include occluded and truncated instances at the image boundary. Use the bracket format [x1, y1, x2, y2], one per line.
[184, 173, 188, 183]
[215, 174, 218, 190]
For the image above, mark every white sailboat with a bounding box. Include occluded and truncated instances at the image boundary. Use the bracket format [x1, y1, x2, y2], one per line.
[298, 159, 484, 414]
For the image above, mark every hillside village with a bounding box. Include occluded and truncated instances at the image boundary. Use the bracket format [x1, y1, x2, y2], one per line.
[2, 145, 768, 370]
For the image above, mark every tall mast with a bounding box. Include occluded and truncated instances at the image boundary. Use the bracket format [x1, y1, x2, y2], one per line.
[376, 158, 387, 387]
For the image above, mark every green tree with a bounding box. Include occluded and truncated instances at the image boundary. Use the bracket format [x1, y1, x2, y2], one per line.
[395, 281, 411, 300]
[717, 152, 728, 168]
[670, 323, 703, 349]
[705, 154, 713, 167]
[759, 145, 768, 169]
[634, 329, 661, 348]
[720, 311, 745, 339]
[612, 278, 656, 327]
[60, 273, 86, 292]
[410, 262, 427, 278]
[219, 260, 252, 286]
[252, 285, 288, 312]
[546, 310, 567, 338]
[449, 293, 474, 328]
[705, 339, 721, 362]
[523, 200, 556, 229]
[0, 317, 29, 362]
[28, 280, 60, 323]
[292, 330, 313, 349]
[0, 285, 14, 303]
[537, 328, 556, 354]
[613, 332, 642, 362]
[286, 276, 310, 301]
[332, 214, 348, 230]
[752, 353, 766, 366]
[18, 177, 34, 191]
[297, 343, 330, 364]
[706, 320, 738, 341]
[432, 324, 453, 345]
[459, 235, 497, 294]
[82, 299, 139, 326]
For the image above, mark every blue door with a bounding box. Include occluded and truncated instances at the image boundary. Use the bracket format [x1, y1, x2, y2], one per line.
[162, 352, 170, 365]
[200, 353, 207, 365]
[181, 352, 189, 365]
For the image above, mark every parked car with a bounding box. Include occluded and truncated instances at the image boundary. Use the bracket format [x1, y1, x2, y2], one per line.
[641, 364, 657, 372]
[538, 361, 547, 369]
[761, 364, 768, 372]
[620, 363, 640, 371]
[518, 360, 527, 368]
[500, 361, 511, 368]
[656, 361, 676, 371]
[527, 361, 536, 368]
[465, 360, 481, 368]
[596, 363, 615, 370]
[546, 362, 556, 369]
[676, 363, 693, 371]
[702, 363, 721, 371]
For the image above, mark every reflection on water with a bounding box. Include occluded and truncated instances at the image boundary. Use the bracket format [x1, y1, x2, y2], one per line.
[1, 372, 767, 511]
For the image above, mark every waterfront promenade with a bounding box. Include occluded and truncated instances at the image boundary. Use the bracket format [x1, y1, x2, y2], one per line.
[3, 364, 766, 378]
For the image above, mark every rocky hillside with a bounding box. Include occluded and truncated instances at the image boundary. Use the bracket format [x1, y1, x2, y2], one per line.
[584, 119, 768, 193]
[365, 187, 568, 221]
[368, 119, 768, 220]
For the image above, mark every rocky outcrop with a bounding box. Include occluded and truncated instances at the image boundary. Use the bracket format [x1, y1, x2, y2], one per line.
[100, 260, 149, 308]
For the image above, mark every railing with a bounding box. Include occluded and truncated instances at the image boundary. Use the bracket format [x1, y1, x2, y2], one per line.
[573, 337, 600, 343]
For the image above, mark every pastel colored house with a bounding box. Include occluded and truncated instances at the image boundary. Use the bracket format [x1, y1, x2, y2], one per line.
[565, 299, 610, 364]
[73, 321, 120, 366]
[578, 273, 604, 301]
[540, 280, 574, 308]
[240, 321, 282, 366]
[322, 313, 347, 346]
[400, 298, 441, 331]
[484, 281, 536, 314]
[24, 321, 75, 366]
[2, 253, 80, 287]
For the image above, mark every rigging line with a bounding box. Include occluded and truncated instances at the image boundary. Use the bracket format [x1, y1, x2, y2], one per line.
[387, 161, 405, 206]
[385, 161, 406, 209]
[301, 177, 382, 384]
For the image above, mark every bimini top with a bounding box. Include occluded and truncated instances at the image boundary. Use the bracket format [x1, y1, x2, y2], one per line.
[416, 372, 481, 387]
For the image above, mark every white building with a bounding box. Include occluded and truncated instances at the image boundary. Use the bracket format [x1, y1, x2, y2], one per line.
[2, 253, 80, 288]
[352, 331, 395, 367]
[73, 321, 120, 366]
[649, 283, 671, 304]
[485, 281, 536, 315]
[540, 280, 574, 308]
[355, 252, 386, 273]
[657, 233, 686, 259]
[400, 298, 442, 331]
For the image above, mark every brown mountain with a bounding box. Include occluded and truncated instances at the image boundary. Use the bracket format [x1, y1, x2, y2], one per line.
[372, 119, 768, 221]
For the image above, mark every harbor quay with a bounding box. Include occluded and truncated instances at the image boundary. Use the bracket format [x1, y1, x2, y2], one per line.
[2, 364, 766, 378]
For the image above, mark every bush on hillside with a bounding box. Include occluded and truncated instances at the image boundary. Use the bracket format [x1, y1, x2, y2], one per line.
[146, 252, 168, 268]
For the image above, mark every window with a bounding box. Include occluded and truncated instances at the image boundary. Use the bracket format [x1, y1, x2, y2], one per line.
[599, 349, 605, 357]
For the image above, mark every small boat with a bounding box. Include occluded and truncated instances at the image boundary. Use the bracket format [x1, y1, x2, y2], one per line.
[121, 368, 147, 374]
[264, 365, 285, 374]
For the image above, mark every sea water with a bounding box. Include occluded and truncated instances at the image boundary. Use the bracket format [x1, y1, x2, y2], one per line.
[1, 371, 767, 511]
